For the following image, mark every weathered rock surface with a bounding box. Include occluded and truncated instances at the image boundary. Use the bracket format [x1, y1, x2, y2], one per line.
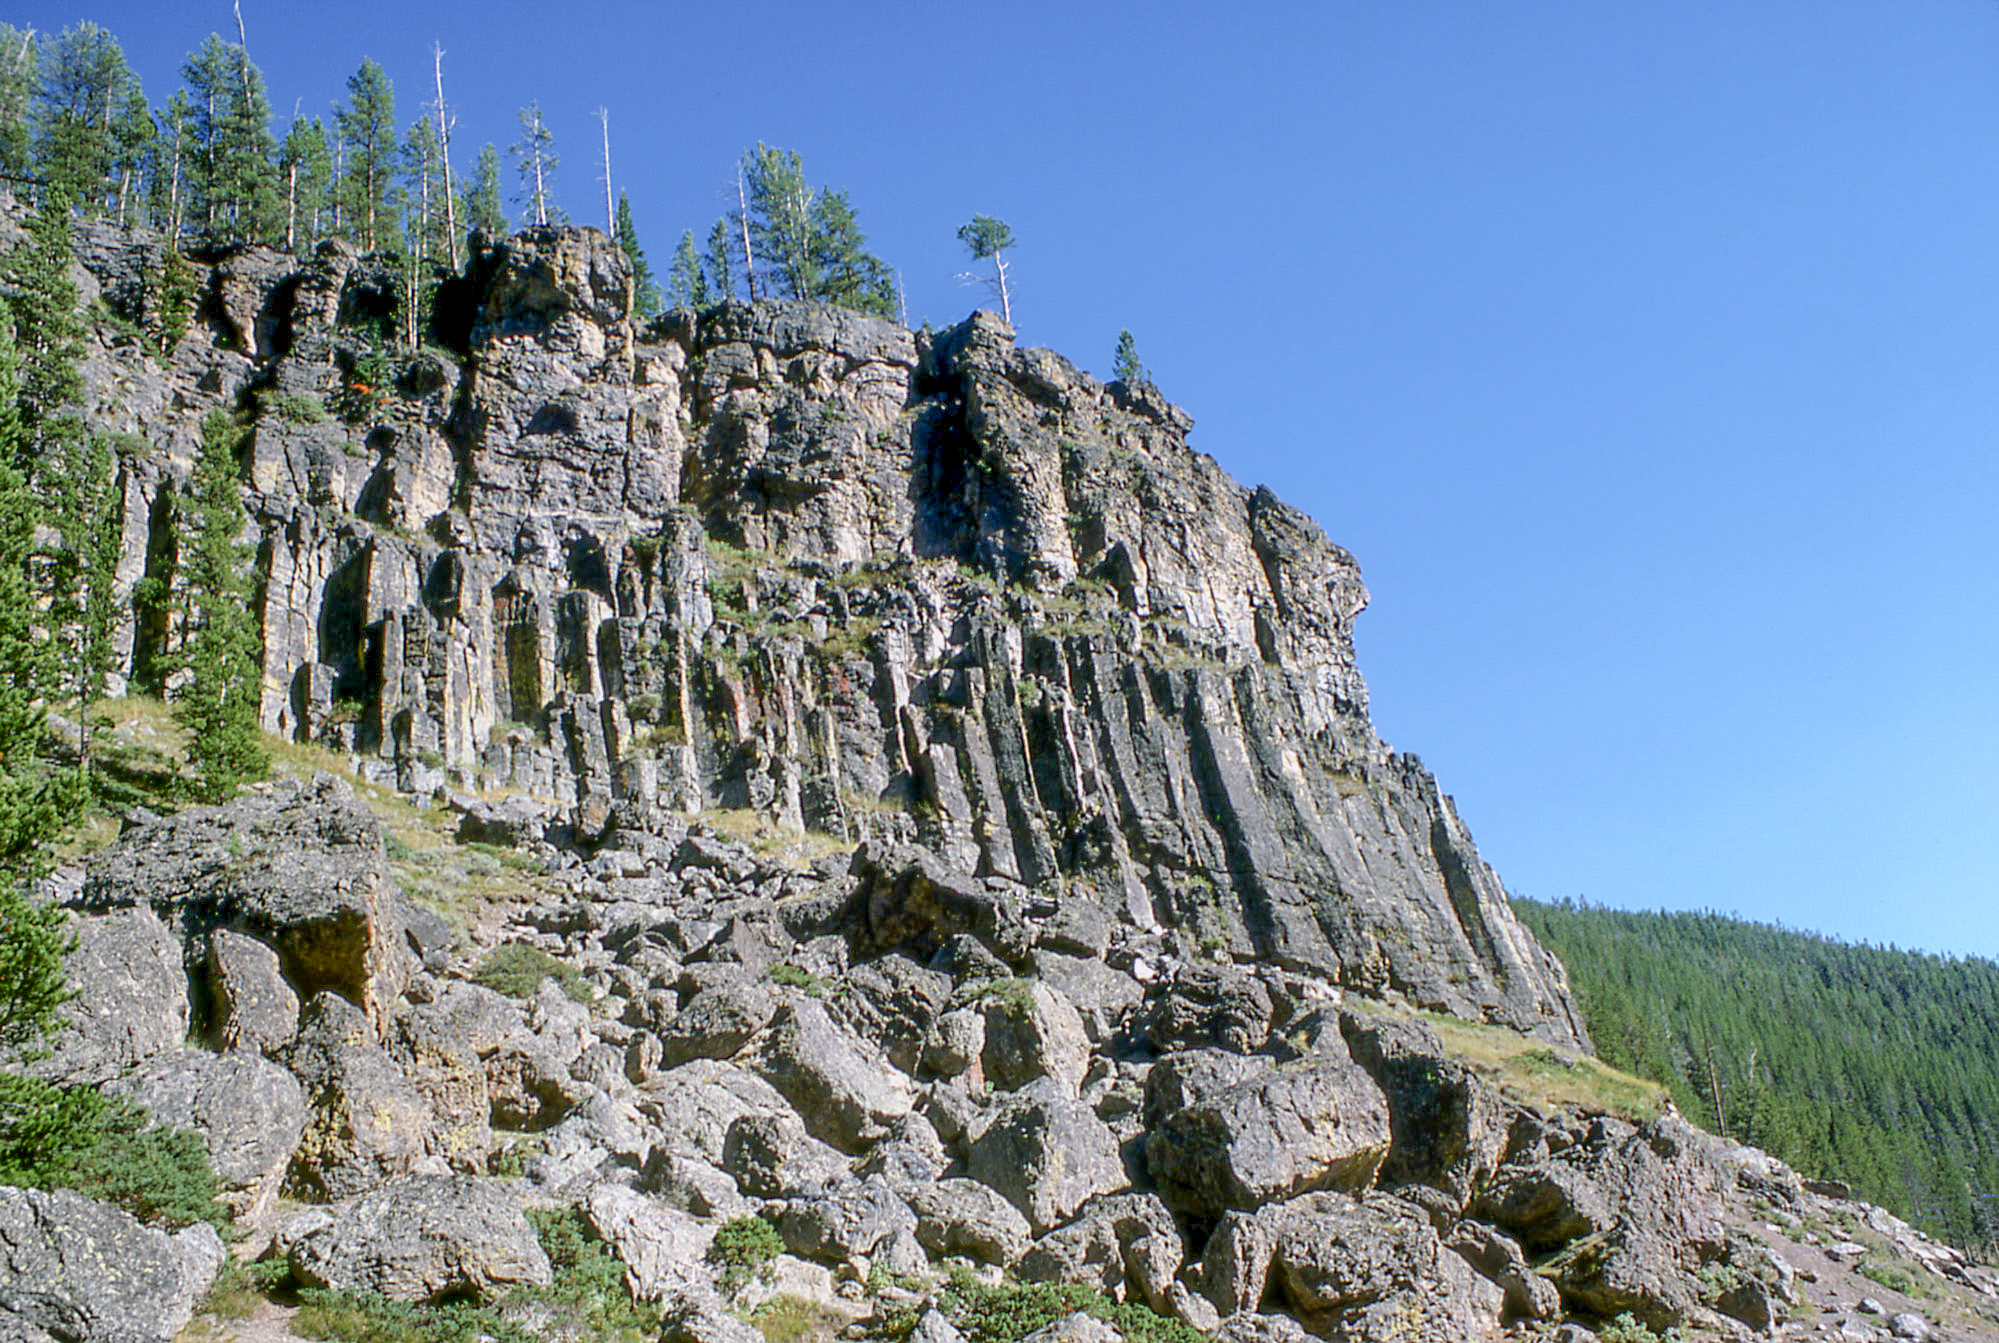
[80, 775, 410, 1027]
[1147, 1032, 1391, 1216]
[1204, 1190, 1504, 1339]
[35, 905, 187, 1086]
[0, 1187, 223, 1343]
[585, 1183, 716, 1303]
[285, 992, 438, 1200]
[111, 1048, 308, 1218]
[205, 927, 301, 1056]
[966, 1077, 1128, 1233]
[279, 1174, 551, 1302]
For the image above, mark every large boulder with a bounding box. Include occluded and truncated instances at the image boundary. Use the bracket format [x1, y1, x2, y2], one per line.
[34, 905, 187, 1087]
[82, 774, 411, 1027]
[655, 980, 780, 1069]
[1471, 1114, 1733, 1330]
[205, 928, 300, 1057]
[285, 992, 438, 1200]
[1334, 1008, 1508, 1203]
[775, 1177, 917, 1264]
[900, 1178, 1034, 1266]
[981, 981, 1092, 1094]
[112, 1048, 308, 1219]
[0, 1186, 224, 1343]
[853, 846, 1032, 966]
[279, 1174, 551, 1302]
[966, 1077, 1128, 1233]
[585, 1184, 716, 1303]
[1146, 1033, 1390, 1216]
[1203, 1191, 1503, 1340]
[752, 998, 912, 1154]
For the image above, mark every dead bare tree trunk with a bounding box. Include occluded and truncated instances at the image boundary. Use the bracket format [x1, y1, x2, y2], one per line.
[736, 163, 757, 302]
[432, 44, 457, 269]
[598, 107, 613, 235]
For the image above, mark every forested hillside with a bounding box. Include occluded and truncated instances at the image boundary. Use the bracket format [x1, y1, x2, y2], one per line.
[1516, 897, 1999, 1252]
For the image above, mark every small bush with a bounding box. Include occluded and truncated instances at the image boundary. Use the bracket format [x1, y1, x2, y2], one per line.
[1598, 1314, 1681, 1343]
[0, 1077, 227, 1229]
[708, 1214, 784, 1296]
[472, 943, 590, 1003]
[1858, 1256, 1927, 1298]
[767, 963, 828, 997]
[265, 392, 330, 425]
[921, 1271, 1204, 1343]
[750, 1294, 842, 1343]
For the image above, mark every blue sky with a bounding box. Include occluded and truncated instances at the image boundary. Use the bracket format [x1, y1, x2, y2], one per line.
[23, 1, 1999, 956]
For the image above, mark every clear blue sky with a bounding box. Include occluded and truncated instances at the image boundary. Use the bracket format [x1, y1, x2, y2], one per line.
[25, 1, 1999, 957]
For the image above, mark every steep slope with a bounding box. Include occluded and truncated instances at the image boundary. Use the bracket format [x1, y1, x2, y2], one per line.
[1517, 897, 1999, 1252]
[61, 217, 1580, 1046]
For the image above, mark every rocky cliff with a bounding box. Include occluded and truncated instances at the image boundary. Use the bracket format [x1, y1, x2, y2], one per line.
[49, 211, 1579, 1048]
[9, 208, 1998, 1343]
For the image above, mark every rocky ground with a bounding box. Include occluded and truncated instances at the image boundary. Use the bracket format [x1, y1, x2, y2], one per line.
[5, 742, 1998, 1343]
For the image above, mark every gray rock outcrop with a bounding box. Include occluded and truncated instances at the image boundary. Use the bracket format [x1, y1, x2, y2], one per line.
[279, 1174, 551, 1302]
[0, 1187, 223, 1343]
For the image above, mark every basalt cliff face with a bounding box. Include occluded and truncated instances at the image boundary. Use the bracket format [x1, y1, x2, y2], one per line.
[25, 212, 1996, 1343]
[60, 215, 1580, 1048]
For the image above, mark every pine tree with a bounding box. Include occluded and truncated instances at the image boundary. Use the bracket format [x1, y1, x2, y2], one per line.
[742, 144, 816, 300]
[33, 23, 141, 217]
[807, 189, 894, 317]
[613, 191, 659, 319]
[1113, 330, 1147, 385]
[6, 188, 85, 451]
[510, 102, 559, 228]
[107, 80, 153, 229]
[173, 412, 266, 803]
[460, 142, 506, 238]
[0, 321, 77, 888]
[957, 216, 1016, 324]
[156, 244, 195, 353]
[180, 34, 278, 245]
[701, 218, 735, 303]
[335, 59, 398, 251]
[668, 229, 711, 310]
[0, 26, 35, 180]
[398, 116, 452, 347]
[278, 117, 333, 252]
[215, 43, 280, 245]
[734, 145, 894, 315]
[5, 190, 117, 796]
[150, 92, 192, 240]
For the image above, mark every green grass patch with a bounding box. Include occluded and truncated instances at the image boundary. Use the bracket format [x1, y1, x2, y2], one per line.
[472, 944, 591, 1003]
[888, 1270, 1203, 1343]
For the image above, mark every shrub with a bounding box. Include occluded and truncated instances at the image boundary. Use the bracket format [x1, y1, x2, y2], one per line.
[767, 963, 828, 997]
[751, 1294, 839, 1343]
[472, 943, 590, 1003]
[1598, 1314, 1681, 1343]
[927, 1273, 1205, 1343]
[708, 1214, 784, 1296]
[265, 392, 330, 425]
[0, 1079, 226, 1229]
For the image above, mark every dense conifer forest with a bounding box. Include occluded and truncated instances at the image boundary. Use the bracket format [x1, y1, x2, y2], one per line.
[1515, 896, 1999, 1253]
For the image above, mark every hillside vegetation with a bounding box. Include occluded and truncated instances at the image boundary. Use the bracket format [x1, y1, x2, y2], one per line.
[1515, 896, 1999, 1253]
